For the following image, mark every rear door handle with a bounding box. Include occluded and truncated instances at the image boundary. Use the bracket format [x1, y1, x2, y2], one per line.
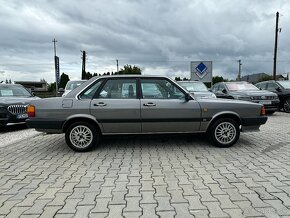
[143, 102, 156, 107]
[93, 102, 107, 107]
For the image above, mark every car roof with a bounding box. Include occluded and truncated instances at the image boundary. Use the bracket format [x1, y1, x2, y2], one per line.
[0, 83, 23, 87]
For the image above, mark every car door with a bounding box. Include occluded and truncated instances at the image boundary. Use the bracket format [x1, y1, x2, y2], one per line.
[140, 78, 201, 133]
[90, 78, 141, 134]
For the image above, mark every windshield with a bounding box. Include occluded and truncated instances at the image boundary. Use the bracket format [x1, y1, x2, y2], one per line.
[226, 83, 259, 91]
[65, 81, 86, 91]
[278, 81, 290, 89]
[0, 85, 32, 97]
[179, 82, 208, 92]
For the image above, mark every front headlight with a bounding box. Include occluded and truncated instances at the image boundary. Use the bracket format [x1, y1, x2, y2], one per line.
[237, 96, 251, 101]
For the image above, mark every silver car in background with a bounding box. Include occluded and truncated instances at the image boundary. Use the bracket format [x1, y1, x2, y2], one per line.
[177, 81, 216, 99]
[62, 80, 86, 97]
[27, 75, 267, 152]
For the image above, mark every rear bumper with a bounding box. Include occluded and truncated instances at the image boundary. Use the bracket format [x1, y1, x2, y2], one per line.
[26, 118, 63, 133]
[241, 116, 267, 132]
[241, 116, 267, 126]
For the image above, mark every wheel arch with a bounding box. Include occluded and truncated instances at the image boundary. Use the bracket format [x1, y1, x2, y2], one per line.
[62, 115, 102, 134]
[206, 112, 241, 133]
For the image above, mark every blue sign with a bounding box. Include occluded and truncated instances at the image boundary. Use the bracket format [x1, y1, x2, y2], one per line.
[190, 61, 212, 83]
[195, 62, 207, 79]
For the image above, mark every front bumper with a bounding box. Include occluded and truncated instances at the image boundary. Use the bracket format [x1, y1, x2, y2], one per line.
[252, 100, 280, 112]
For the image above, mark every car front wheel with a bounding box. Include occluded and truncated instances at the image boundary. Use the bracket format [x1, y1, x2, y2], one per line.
[208, 118, 240, 148]
[65, 121, 99, 152]
[283, 97, 290, 113]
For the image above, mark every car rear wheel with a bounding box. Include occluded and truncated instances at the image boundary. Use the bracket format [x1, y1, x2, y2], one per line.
[65, 121, 99, 152]
[208, 118, 240, 148]
[283, 97, 290, 113]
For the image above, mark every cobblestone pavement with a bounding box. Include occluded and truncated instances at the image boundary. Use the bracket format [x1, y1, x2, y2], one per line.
[1, 112, 290, 218]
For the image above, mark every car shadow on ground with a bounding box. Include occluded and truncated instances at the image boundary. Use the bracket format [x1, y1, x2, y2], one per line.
[0, 123, 28, 133]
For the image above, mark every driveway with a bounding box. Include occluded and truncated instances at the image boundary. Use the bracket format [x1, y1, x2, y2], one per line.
[0, 112, 290, 217]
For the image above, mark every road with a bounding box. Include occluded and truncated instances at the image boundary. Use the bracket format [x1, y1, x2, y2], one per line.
[0, 112, 290, 217]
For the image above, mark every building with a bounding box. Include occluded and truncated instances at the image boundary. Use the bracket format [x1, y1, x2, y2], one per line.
[241, 73, 270, 83]
[14, 81, 48, 92]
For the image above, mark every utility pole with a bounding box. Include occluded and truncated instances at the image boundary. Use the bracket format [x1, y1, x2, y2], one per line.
[52, 38, 59, 94]
[273, 11, 279, 81]
[237, 59, 242, 81]
[81, 51, 86, 79]
[116, 59, 119, 74]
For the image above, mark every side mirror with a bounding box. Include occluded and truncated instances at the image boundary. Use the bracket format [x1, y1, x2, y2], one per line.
[276, 87, 282, 92]
[222, 89, 227, 94]
[185, 93, 192, 101]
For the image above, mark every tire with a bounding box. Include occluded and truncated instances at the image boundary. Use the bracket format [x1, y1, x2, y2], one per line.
[65, 121, 99, 152]
[283, 97, 290, 113]
[208, 118, 240, 148]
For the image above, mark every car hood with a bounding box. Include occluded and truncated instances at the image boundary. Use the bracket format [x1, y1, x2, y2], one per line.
[230, 90, 277, 96]
[0, 97, 39, 105]
[190, 91, 216, 99]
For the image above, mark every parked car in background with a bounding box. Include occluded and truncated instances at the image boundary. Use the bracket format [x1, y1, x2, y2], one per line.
[62, 80, 86, 97]
[177, 81, 216, 99]
[27, 75, 267, 152]
[211, 81, 280, 114]
[255, 80, 290, 113]
[0, 84, 39, 126]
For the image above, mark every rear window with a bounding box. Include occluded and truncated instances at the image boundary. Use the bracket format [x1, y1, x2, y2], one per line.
[0, 86, 32, 97]
[226, 83, 259, 91]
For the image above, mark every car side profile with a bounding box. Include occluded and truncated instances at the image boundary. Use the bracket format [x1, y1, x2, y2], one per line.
[255, 80, 290, 113]
[27, 75, 267, 152]
[211, 81, 280, 114]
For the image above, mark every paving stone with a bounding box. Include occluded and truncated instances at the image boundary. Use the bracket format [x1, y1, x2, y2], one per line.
[90, 198, 111, 213]
[0, 200, 22, 215]
[124, 196, 142, 212]
[22, 199, 51, 215]
[57, 198, 82, 214]
[155, 196, 175, 212]
[140, 191, 157, 204]
[107, 204, 126, 218]
[234, 200, 263, 217]
[5, 206, 29, 218]
[172, 203, 192, 218]
[264, 199, 290, 216]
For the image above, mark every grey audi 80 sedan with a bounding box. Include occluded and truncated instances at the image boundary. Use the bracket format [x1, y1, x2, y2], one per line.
[27, 75, 268, 151]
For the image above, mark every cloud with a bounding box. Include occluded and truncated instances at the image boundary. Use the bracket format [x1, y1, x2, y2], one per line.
[0, 0, 290, 83]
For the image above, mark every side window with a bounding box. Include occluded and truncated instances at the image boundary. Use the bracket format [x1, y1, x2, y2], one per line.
[97, 79, 137, 99]
[212, 84, 219, 92]
[267, 82, 279, 91]
[141, 79, 184, 99]
[217, 84, 224, 92]
[257, 83, 266, 90]
[79, 80, 103, 99]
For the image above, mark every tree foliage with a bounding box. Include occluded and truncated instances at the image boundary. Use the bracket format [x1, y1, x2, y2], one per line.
[59, 73, 70, 88]
[212, 76, 228, 85]
[118, 65, 141, 75]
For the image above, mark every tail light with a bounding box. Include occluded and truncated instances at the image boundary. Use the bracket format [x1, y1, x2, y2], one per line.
[27, 105, 35, 117]
[260, 106, 266, 116]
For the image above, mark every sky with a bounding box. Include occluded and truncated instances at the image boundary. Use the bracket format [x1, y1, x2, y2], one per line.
[1, 0, 290, 83]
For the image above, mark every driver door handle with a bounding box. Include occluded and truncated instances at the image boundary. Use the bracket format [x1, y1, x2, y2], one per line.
[93, 102, 107, 107]
[143, 102, 156, 107]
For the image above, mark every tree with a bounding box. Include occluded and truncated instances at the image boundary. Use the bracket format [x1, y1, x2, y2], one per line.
[59, 73, 70, 88]
[258, 75, 273, 82]
[175, 77, 181, 81]
[212, 76, 228, 85]
[118, 65, 141, 75]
